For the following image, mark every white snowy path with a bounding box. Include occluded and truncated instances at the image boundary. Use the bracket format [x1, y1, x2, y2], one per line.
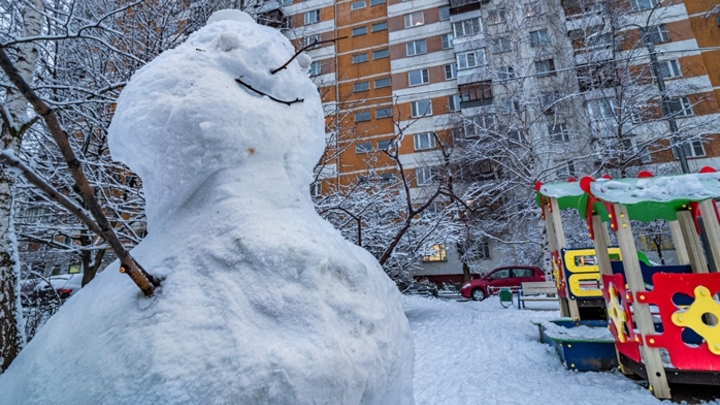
[406, 295, 719, 405]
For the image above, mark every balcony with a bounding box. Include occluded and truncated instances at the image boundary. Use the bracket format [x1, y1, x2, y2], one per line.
[449, 0, 491, 16]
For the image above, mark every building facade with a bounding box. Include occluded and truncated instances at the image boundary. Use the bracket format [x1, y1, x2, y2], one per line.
[267, 0, 720, 282]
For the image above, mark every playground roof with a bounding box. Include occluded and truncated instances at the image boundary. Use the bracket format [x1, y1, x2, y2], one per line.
[536, 172, 720, 222]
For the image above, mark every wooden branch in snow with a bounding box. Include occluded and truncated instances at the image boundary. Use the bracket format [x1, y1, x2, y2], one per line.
[235, 76, 303, 106]
[271, 36, 347, 75]
[0, 45, 159, 295]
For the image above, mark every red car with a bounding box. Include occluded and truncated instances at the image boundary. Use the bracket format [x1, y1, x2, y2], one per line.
[460, 266, 546, 301]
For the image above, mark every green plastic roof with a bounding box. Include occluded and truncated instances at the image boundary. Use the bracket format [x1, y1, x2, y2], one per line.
[536, 172, 720, 223]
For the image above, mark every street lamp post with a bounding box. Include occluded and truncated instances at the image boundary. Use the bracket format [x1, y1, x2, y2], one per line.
[641, 28, 691, 174]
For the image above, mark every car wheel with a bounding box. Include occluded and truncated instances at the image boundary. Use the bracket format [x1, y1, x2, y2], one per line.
[471, 289, 486, 301]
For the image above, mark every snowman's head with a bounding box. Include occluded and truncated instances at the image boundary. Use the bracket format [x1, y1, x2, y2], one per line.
[108, 10, 325, 224]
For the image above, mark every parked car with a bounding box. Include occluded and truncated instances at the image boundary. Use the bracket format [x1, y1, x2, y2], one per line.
[23, 274, 84, 305]
[460, 266, 545, 301]
[396, 280, 439, 298]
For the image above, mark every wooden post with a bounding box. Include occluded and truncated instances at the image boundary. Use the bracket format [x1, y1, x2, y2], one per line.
[592, 214, 631, 374]
[550, 198, 580, 319]
[614, 204, 671, 399]
[677, 210, 709, 274]
[669, 220, 690, 265]
[543, 202, 570, 317]
[699, 199, 720, 273]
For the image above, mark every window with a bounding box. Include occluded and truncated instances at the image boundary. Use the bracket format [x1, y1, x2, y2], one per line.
[379, 172, 396, 183]
[507, 129, 525, 145]
[556, 161, 576, 178]
[439, 6, 450, 21]
[460, 81, 493, 104]
[492, 37, 511, 53]
[371, 22, 387, 32]
[647, 24, 670, 44]
[541, 92, 559, 113]
[279, 0, 292, 5]
[416, 166, 438, 186]
[497, 66, 515, 81]
[376, 108, 393, 119]
[354, 81, 370, 92]
[488, 9, 506, 24]
[529, 29, 549, 47]
[448, 94, 461, 111]
[422, 244, 447, 262]
[304, 34, 322, 49]
[414, 132, 436, 150]
[657, 59, 681, 79]
[310, 182, 322, 198]
[370, 0, 385, 5]
[535, 59, 556, 76]
[304, 10, 320, 25]
[351, 1, 365, 10]
[453, 18, 481, 37]
[663, 97, 693, 117]
[309, 61, 321, 76]
[355, 142, 372, 153]
[352, 53, 368, 63]
[525, 2, 542, 17]
[352, 26, 367, 36]
[445, 63, 458, 80]
[631, 0, 658, 11]
[586, 98, 616, 120]
[408, 69, 430, 86]
[411, 99, 433, 117]
[406, 39, 427, 56]
[373, 48, 389, 59]
[620, 138, 652, 163]
[457, 49, 486, 69]
[374, 77, 391, 88]
[490, 269, 511, 280]
[404, 11, 425, 28]
[577, 62, 618, 91]
[464, 115, 496, 138]
[442, 33, 454, 49]
[549, 123, 569, 142]
[355, 110, 371, 122]
[675, 140, 706, 158]
[587, 33, 613, 50]
[377, 139, 394, 149]
[500, 97, 519, 114]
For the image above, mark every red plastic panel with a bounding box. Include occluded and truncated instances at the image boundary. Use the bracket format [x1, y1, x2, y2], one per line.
[601, 273, 641, 362]
[641, 272, 720, 371]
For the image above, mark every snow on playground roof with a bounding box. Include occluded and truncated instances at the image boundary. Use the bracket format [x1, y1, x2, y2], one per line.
[536, 170, 720, 222]
[534, 181, 584, 211]
[589, 172, 720, 205]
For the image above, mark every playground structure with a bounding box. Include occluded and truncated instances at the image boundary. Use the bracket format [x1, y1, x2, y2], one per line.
[536, 169, 720, 399]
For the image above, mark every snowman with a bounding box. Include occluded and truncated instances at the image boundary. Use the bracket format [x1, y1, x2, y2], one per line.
[0, 10, 414, 405]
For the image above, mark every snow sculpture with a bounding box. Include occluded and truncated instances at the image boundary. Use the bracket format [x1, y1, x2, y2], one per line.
[0, 10, 414, 404]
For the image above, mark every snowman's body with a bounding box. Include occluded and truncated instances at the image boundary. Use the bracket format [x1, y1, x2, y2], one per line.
[0, 11, 414, 405]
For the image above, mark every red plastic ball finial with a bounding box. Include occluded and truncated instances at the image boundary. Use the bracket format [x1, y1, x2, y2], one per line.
[637, 170, 654, 178]
[579, 176, 594, 194]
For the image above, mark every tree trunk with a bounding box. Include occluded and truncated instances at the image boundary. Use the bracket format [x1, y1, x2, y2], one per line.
[0, 172, 23, 372]
[0, 0, 47, 372]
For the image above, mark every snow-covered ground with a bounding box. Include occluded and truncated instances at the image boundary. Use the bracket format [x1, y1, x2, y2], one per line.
[407, 295, 720, 405]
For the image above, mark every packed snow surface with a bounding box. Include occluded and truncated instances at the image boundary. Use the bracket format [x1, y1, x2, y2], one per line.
[407, 296, 719, 405]
[0, 10, 413, 405]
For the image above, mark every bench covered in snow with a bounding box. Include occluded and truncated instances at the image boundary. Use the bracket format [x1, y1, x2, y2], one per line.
[518, 281, 558, 309]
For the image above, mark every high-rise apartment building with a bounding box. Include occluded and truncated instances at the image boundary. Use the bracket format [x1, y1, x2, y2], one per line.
[260, 0, 720, 281]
